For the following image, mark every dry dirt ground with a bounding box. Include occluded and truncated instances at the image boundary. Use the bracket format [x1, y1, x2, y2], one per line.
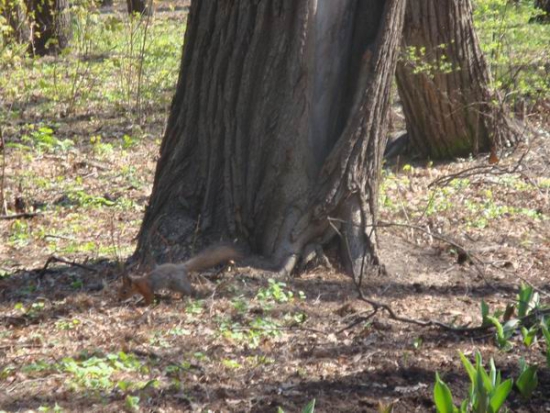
[1, 5, 550, 413]
[1, 123, 549, 413]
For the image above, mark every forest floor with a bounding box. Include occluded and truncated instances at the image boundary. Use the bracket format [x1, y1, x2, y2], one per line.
[1, 2, 550, 413]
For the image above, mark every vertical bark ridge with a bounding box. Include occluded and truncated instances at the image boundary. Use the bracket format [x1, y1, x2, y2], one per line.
[26, 0, 72, 55]
[284, 0, 406, 274]
[136, 0, 406, 277]
[138, 0, 311, 257]
[396, 0, 518, 160]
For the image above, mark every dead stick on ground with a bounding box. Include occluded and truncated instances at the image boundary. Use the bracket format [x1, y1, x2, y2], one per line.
[335, 309, 379, 334]
[428, 148, 541, 196]
[0, 212, 42, 220]
[40, 255, 97, 277]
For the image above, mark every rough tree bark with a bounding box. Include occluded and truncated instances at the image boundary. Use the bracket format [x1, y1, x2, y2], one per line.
[135, 0, 406, 277]
[28, 0, 72, 55]
[395, 0, 519, 159]
[0, 0, 31, 44]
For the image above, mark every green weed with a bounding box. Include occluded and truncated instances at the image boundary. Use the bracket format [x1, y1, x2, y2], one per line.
[434, 352, 513, 413]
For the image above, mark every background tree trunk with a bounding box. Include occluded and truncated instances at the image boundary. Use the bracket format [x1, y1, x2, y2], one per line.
[534, 0, 550, 21]
[126, 0, 151, 16]
[395, 0, 518, 159]
[535, 0, 550, 12]
[29, 0, 72, 55]
[0, 0, 31, 44]
[135, 0, 406, 277]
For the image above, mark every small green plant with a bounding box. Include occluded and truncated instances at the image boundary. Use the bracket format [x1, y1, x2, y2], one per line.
[9, 219, 31, 247]
[122, 134, 139, 149]
[434, 352, 513, 413]
[167, 327, 191, 337]
[277, 399, 316, 413]
[124, 395, 140, 411]
[256, 279, 296, 304]
[55, 319, 80, 331]
[165, 361, 192, 377]
[485, 315, 516, 350]
[21, 126, 74, 153]
[22, 351, 145, 392]
[217, 315, 281, 349]
[480, 284, 549, 351]
[517, 283, 539, 318]
[185, 299, 204, 315]
[377, 401, 395, 413]
[222, 359, 242, 370]
[1, 366, 15, 380]
[37, 404, 63, 413]
[14, 301, 46, 318]
[148, 331, 170, 348]
[520, 324, 538, 347]
[413, 337, 423, 350]
[231, 296, 249, 313]
[516, 359, 538, 400]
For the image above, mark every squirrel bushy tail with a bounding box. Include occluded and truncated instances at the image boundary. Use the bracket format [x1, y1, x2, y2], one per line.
[183, 245, 242, 273]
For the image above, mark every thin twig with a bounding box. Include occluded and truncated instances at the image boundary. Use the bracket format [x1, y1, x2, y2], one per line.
[0, 126, 6, 215]
[429, 148, 542, 197]
[354, 287, 489, 333]
[136, 0, 153, 122]
[335, 309, 378, 334]
[0, 212, 42, 220]
[39, 255, 97, 277]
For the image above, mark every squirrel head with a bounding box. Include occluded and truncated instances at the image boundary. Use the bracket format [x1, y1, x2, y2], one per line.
[118, 276, 136, 301]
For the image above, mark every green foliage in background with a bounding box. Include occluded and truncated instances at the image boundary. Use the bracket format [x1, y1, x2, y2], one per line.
[473, 0, 550, 103]
[0, 0, 185, 123]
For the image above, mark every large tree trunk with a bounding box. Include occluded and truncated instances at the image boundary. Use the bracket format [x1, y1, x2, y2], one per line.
[534, 0, 550, 21]
[0, 0, 31, 44]
[395, 0, 518, 159]
[135, 0, 406, 277]
[29, 0, 72, 55]
[535, 0, 550, 12]
[126, 0, 151, 16]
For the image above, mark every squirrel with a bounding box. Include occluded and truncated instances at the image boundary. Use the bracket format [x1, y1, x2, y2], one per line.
[118, 245, 242, 305]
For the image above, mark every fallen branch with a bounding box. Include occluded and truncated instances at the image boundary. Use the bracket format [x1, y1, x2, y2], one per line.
[39, 255, 97, 277]
[429, 148, 542, 196]
[429, 164, 495, 188]
[335, 309, 378, 334]
[0, 212, 42, 220]
[353, 289, 490, 333]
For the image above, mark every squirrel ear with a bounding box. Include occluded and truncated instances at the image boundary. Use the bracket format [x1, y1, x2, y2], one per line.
[122, 275, 132, 285]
